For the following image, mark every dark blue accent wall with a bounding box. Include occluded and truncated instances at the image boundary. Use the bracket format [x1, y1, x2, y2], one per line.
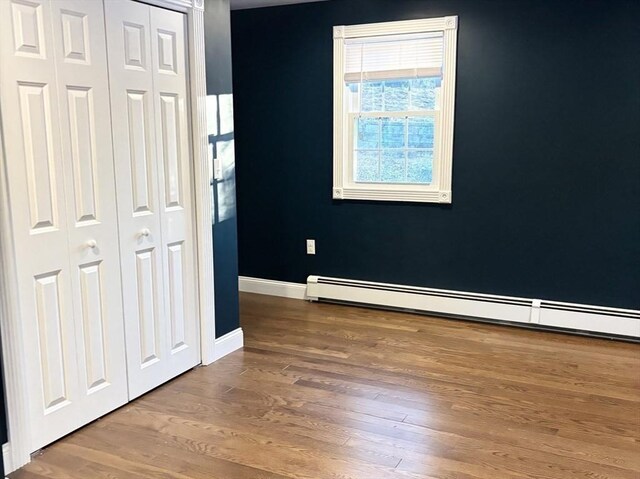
[205, 0, 240, 337]
[231, 0, 640, 310]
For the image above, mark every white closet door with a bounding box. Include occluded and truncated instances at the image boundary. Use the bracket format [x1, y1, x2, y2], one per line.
[150, 6, 200, 387]
[50, 0, 129, 432]
[105, 1, 200, 399]
[0, 0, 128, 451]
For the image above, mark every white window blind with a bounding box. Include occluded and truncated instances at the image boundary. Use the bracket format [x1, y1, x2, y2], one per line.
[344, 32, 444, 83]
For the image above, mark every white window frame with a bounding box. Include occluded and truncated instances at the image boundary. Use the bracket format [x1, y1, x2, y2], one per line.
[333, 16, 458, 203]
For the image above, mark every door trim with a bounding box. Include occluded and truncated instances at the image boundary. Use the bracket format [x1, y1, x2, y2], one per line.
[0, 0, 216, 471]
[0, 107, 32, 471]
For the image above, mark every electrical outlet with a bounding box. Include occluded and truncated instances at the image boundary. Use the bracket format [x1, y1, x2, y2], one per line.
[306, 239, 316, 255]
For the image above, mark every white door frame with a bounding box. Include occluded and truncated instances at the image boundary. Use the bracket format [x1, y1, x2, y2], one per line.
[0, 0, 216, 471]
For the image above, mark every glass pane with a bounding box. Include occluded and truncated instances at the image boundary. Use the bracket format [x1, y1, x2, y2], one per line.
[407, 150, 433, 184]
[410, 77, 440, 110]
[356, 117, 379, 149]
[355, 150, 379, 183]
[383, 80, 410, 111]
[381, 118, 405, 149]
[407, 117, 434, 149]
[380, 150, 405, 182]
[361, 81, 383, 112]
[346, 83, 360, 112]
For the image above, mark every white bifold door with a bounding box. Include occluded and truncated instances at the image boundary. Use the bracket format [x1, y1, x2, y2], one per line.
[0, 0, 199, 452]
[104, 1, 199, 400]
[0, 0, 128, 451]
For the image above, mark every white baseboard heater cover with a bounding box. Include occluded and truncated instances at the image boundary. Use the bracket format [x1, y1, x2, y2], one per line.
[306, 276, 640, 339]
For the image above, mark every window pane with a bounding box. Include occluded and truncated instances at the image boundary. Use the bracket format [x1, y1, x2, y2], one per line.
[380, 150, 405, 182]
[407, 150, 433, 184]
[356, 117, 379, 149]
[361, 81, 383, 112]
[410, 77, 440, 110]
[346, 83, 360, 112]
[408, 117, 434, 149]
[352, 116, 435, 185]
[381, 118, 405, 148]
[355, 150, 379, 182]
[383, 80, 409, 111]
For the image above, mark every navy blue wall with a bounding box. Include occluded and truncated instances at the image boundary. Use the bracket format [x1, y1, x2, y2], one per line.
[205, 0, 240, 337]
[231, 0, 640, 309]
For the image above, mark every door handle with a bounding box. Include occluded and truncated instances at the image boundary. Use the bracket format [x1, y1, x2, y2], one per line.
[86, 239, 97, 249]
[139, 228, 151, 238]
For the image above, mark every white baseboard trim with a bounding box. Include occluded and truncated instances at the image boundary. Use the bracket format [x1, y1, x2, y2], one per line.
[3, 442, 12, 475]
[239, 276, 307, 300]
[212, 327, 244, 362]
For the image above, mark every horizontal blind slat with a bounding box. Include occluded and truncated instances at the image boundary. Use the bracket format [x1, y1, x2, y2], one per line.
[344, 67, 442, 82]
[345, 33, 444, 82]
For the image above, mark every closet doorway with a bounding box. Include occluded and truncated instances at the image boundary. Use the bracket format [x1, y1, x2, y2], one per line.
[0, 0, 215, 469]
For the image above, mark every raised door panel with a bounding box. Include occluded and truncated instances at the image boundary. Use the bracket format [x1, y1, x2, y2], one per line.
[78, 262, 108, 392]
[11, 0, 46, 58]
[123, 22, 147, 70]
[159, 93, 182, 209]
[167, 241, 186, 352]
[17, 82, 58, 231]
[66, 86, 98, 223]
[157, 30, 177, 74]
[34, 271, 70, 411]
[60, 9, 89, 64]
[126, 90, 154, 214]
[135, 248, 160, 366]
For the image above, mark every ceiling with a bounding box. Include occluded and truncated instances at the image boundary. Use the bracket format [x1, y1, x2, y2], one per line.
[230, 0, 328, 10]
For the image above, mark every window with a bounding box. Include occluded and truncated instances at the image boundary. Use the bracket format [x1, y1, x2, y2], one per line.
[333, 17, 458, 203]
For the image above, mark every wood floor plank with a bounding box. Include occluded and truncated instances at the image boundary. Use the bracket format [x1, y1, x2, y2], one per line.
[71, 422, 295, 479]
[9, 293, 640, 479]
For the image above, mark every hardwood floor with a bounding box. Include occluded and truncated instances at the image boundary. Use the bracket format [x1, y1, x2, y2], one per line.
[11, 293, 640, 479]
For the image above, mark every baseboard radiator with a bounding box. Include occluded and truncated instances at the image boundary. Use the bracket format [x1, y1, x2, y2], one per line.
[306, 276, 640, 340]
